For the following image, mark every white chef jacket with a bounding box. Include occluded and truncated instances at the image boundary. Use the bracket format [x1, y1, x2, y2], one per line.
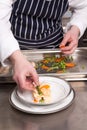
[0, 0, 87, 65]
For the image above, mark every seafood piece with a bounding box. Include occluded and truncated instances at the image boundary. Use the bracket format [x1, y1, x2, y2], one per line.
[33, 84, 51, 104]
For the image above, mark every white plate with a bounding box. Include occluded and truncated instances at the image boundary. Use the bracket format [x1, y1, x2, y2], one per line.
[16, 76, 71, 106]
[9, 88, 75, 114]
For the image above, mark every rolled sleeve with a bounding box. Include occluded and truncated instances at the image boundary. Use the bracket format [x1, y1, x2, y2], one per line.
[67, 0, 87, 38]
[0, 0, 20, 66]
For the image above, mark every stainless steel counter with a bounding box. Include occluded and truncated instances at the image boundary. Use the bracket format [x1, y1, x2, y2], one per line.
[0, 81, 87, 130]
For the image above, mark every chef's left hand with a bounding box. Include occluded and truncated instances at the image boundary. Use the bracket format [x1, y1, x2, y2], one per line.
[60, 25, 80, 54]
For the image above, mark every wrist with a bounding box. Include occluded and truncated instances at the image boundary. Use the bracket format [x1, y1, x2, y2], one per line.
[9, 50, 25, 65]
[70, 25, 80, 37]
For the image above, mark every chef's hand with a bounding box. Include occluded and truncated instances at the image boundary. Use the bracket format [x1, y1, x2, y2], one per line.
[60, 25, 80, 54]
[9, 50, 39, 91]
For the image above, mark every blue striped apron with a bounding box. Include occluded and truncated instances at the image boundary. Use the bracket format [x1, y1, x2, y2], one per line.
[10, 0, 69, 49]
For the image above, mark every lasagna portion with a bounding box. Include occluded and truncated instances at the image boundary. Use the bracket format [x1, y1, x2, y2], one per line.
[33, 84, 51, 104]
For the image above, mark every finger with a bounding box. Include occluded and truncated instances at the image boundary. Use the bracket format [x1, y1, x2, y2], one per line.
[17, 74, 34, 91]
[61, 42, 76, 51]
[13, 75, 19, 86]
[13, 75, 24, 91]
[30, 68, 39, 86]
[62, 45, 77, 55]
[60, 34, 70, 47]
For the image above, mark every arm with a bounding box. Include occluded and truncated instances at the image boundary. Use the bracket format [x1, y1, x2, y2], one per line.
[60, 0, 87, 54]
[0, 0, 39, 90]
[10, 50, 39, 90]
[0, 0, 20, 65]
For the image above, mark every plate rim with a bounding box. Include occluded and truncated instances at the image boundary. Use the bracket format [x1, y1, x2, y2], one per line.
[9, 88, 75, 114]
[16, 76, 72, 106]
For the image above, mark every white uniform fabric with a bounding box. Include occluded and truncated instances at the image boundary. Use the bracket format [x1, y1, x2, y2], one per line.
[0, 0, 87, 65]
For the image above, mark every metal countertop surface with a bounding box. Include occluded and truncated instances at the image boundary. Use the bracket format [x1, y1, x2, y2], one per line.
[0, 81, 87, 130]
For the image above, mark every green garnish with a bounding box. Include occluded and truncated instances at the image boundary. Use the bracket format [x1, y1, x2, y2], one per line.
[36, 86, 43, 95]
[47, 61, 66, 72]
[39, 97, 44, 103]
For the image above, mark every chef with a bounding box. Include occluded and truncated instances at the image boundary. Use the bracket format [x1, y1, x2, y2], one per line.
[0, 0, 87, 90]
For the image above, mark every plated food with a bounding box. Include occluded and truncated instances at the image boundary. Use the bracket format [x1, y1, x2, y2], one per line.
[33, 83, 51, 104]
[10, 88, 75, 114]
[16, 76, 71, 106]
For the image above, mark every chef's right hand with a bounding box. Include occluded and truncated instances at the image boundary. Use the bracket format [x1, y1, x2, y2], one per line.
[9, 50, 39, 91]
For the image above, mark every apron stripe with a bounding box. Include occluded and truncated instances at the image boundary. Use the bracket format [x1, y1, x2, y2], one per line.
[15, 26, 63, 44]
[54, 0, 61, 19]
[10, 0, 69, 49]
[19, 35, 63, 49]
[48, 0, 56, 19]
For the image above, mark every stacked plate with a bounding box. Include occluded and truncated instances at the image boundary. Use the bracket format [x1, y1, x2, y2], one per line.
[10, 76, 75, 114]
